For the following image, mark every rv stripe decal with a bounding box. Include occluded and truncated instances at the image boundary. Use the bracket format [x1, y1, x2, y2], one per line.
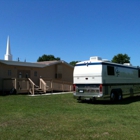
[75, 62, 138, 70]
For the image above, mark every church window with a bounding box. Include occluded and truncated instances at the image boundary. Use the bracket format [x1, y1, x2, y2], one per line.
[34, 71, 37, 77]
[8, 70, 12, 76]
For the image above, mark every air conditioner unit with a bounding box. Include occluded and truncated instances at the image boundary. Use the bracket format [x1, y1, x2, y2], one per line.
[123, 63, 132, 66]
[90, 56, 102, 61]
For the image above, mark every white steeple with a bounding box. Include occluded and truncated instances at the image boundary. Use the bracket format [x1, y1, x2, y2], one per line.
[4, 36, 12, 61]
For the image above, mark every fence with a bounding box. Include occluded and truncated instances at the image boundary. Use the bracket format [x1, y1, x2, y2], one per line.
[2, 78, 73, 95]
[40, 78, 73, 92]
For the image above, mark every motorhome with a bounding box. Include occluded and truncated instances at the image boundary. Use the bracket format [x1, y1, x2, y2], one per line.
[73, 56, 140, 102]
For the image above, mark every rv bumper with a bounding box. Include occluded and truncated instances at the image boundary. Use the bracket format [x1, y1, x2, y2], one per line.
[73, 92, 106, 100]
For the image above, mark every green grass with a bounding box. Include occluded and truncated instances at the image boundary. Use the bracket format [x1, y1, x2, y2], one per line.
[0, 94, 140, 140]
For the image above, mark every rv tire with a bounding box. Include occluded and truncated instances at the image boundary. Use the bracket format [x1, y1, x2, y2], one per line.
[77, 97, 82, 103]
[90, 97, 96, 103]
[110, 92, 116, 102]
[117, 92, 122, 101]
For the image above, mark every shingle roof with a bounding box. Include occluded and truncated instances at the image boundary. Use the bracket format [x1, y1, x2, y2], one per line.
[36, 60, 61, 65]
[37, 60, 74, 68]
[0, 60, 46, 67]
[0, 60, 73, 68]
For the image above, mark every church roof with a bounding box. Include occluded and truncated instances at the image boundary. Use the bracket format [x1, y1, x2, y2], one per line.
[0, 60, 73, 68]
[0, 60, 45, 67]
[37, 60, 73, 68]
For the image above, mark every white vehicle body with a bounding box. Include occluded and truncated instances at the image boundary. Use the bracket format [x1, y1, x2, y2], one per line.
[73, 56, 140, 101]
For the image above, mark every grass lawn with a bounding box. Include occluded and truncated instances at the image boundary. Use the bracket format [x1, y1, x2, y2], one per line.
[0, 93, 140, 140]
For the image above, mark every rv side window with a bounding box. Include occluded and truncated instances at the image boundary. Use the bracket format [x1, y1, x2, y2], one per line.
[107, 66, 115, 75]
[138, 70, 140, 77]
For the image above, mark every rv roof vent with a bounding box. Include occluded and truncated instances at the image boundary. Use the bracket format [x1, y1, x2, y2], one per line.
[90, 56, 102, 61]
[123, 63, 132, 66]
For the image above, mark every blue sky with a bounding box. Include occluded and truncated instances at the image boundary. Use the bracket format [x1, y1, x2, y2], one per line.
[0, 0, 140, 66]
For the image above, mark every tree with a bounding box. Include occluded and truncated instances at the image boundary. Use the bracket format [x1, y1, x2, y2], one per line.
[111, 53, 130, 64]
[69, 61, 80, 66]
[37, 54, 60, 62]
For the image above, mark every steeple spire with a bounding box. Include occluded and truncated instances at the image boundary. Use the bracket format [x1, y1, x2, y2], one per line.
[4, 36, 12, 61]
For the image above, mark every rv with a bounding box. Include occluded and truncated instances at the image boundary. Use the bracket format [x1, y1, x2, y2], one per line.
[73, 56, 140, 102]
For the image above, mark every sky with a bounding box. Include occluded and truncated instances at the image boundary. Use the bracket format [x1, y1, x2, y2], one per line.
[0, 0, 140, 66]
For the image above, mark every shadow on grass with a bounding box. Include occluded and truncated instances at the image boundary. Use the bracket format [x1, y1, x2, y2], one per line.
[0, 92, 28, 96]
[78, 95, 140, 105]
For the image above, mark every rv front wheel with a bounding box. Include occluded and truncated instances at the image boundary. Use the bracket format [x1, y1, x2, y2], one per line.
[77, 97, 82, 103]
[90, 97, 96, 103]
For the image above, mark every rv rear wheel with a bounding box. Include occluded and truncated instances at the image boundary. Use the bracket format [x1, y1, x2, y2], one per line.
[117, 93, 122, 101]
[110, 92, 116, 101]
